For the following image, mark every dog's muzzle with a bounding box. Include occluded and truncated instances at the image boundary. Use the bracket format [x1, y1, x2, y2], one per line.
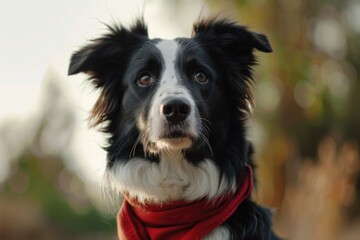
[146, 88, 198, 151]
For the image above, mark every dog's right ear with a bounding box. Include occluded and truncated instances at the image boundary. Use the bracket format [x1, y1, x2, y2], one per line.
[68, 19, 148, 85]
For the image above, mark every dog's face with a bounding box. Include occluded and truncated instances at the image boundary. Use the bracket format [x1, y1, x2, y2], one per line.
[124, 39, 207, 152]
[125, 38, 233, 154]
[68, 18, 271, 173]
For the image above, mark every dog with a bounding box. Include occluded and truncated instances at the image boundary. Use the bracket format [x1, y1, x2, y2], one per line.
[68, 16, 281, 240]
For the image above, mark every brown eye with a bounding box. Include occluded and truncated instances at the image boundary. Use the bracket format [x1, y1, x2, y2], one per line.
[137, 72, 154, 87]
[194, 71, 209, 84]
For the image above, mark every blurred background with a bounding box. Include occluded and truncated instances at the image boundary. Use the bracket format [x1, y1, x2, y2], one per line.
[1, 0, 359, 239]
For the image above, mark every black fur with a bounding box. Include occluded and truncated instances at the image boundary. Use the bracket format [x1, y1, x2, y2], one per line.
[68, 17, 280, 239]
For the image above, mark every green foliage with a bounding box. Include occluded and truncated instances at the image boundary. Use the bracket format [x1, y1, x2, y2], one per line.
[2, 153, 115, 239]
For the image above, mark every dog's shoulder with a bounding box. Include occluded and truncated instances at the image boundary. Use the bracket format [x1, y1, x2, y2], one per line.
[225, 199, 282, 240]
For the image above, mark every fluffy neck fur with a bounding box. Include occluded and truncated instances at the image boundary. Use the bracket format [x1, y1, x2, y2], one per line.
[109, 149, 236, 204]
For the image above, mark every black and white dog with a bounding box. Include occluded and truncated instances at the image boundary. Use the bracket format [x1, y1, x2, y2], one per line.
[69, 17, 280, 240]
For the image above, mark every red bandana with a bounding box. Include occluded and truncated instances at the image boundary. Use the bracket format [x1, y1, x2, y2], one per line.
[117, 166, 253, 240]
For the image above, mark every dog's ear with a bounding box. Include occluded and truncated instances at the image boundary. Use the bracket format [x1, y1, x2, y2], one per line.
[192, 17, 272, 54]
[68, 19, 148, 128]
[192, 17, 272, 113]
[68, 19, 148, 84]
[251, 32, 272, 53]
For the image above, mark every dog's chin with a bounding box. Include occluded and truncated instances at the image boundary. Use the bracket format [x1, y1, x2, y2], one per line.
[156, 137, 193, 150]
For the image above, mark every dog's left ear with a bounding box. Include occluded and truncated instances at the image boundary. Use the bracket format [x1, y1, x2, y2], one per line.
[192, 18, 272, 113]
[192, 17, 272, 54]
[250, 32, 272, 53]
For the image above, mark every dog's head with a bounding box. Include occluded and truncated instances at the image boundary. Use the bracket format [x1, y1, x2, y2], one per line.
[68, 17, 271, 173]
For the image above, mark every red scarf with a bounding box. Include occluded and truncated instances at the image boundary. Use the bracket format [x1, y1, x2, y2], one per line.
[117, 166, 253, 240]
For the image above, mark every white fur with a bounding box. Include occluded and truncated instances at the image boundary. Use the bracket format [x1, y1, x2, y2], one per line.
[203, 226, 231, 240]
[148, 40, 199, 148]
[156, 40, 179, 86]
[109, 150, 235, 203]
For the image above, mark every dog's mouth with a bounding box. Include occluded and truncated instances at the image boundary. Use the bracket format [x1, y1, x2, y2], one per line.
[164, 130, 188, 139]
[156, 129, 194, 150]
[138, 112, 199, 153]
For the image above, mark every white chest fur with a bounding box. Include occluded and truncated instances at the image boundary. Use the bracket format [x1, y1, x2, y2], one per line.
[204, 226, 231, 240]
[109, 151, 235, 204]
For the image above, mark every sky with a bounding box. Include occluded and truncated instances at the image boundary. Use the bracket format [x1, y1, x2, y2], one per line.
[0, 0, 208, 189]
[0, 0, 207, 118]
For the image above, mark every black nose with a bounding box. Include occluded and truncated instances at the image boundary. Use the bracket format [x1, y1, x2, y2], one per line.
[161, 99, 191, 124]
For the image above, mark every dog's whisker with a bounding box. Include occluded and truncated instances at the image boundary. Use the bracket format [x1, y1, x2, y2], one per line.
[200, 118, 212, 136]
[201, 125, 211, 136]
[200, 117, 212, 126]
[200, 124, 211, 137]
[193, 98, 207, 103]
[130, 134, 142, 158]
[200, 132, 213, 156]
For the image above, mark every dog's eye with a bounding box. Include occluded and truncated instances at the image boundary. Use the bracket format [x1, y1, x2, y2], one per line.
[137, 72, 154, 87]
[194, 71, 209, 84]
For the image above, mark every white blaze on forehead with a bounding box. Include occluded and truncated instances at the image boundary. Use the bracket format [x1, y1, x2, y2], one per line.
[155, 40, 179, 86]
